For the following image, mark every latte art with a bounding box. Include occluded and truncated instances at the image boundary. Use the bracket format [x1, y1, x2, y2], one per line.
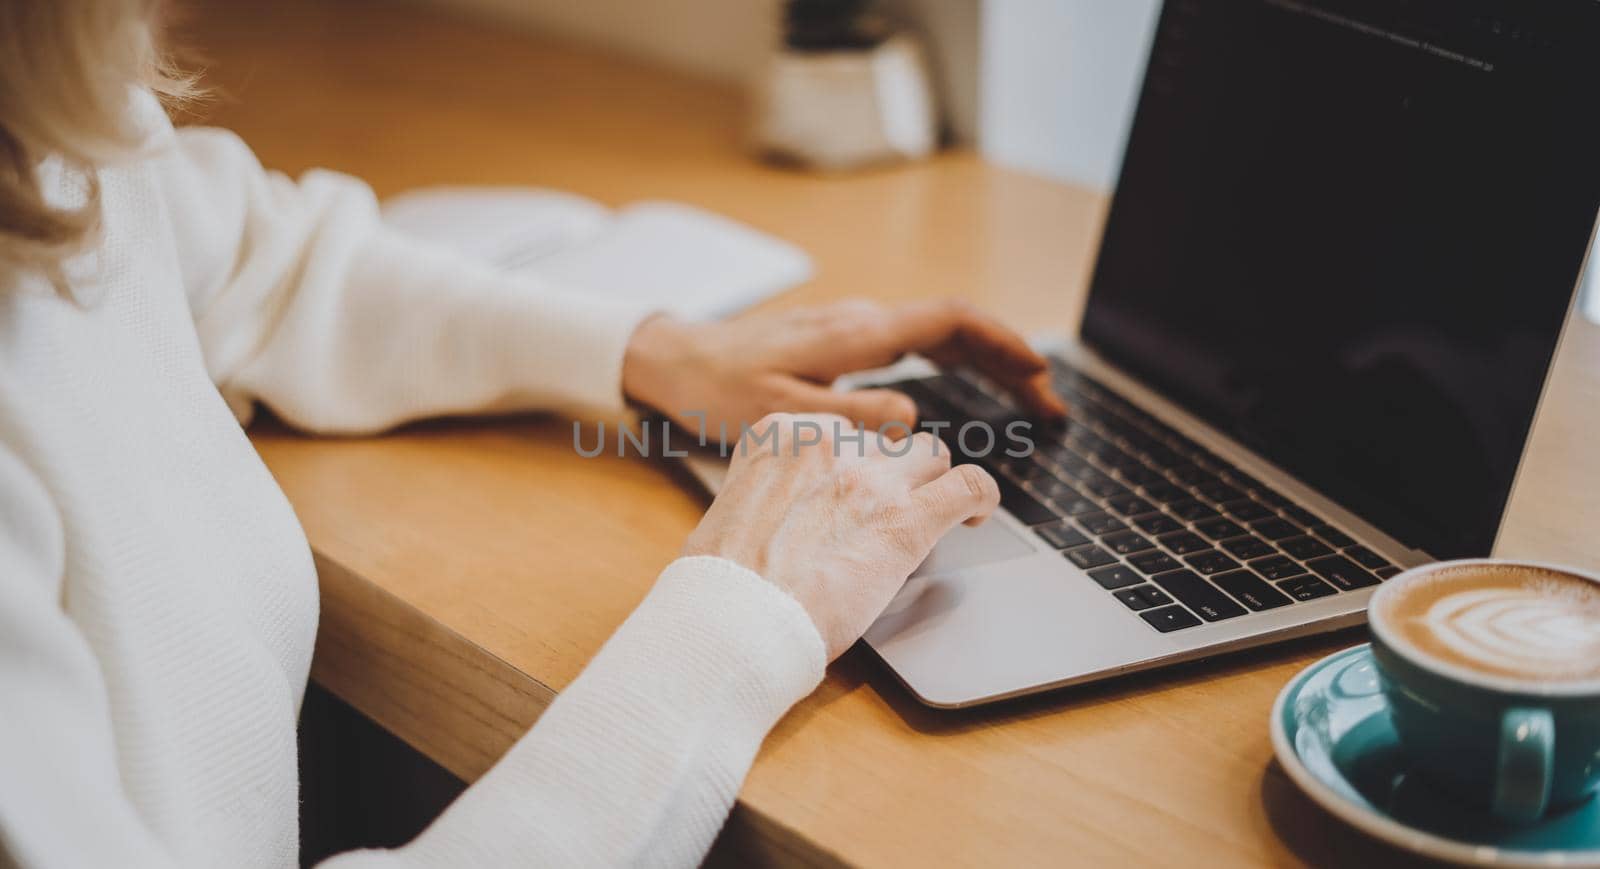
[1379, 566, 1600, 683]
[1415, 587, 1600, 680]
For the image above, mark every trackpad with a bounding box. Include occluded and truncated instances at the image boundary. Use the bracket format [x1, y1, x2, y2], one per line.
[912, 520, 1034, 576]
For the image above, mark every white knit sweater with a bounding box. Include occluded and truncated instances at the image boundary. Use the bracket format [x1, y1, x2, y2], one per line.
[0, 92, 826, 867]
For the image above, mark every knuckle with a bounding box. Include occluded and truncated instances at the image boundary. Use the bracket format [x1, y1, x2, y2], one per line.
[955, 464, 995, 503]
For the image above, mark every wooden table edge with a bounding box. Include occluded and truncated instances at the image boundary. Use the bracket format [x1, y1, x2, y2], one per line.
[309, 550, 845, 866]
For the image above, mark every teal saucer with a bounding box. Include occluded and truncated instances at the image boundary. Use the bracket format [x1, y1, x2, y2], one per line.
[1270, 644, 1600, 867]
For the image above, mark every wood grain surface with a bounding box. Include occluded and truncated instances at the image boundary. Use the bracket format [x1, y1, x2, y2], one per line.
[178, 0, 1598, 864]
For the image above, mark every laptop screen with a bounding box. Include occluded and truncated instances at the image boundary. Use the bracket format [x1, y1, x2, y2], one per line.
[1081, 0, 1600, 560]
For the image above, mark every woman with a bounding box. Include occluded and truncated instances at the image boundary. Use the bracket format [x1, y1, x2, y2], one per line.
[0, 1, 1064, 865]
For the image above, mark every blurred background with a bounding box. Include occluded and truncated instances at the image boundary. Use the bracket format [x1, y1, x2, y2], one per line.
[399, 0, 1161, 190]
[292, 0, 1597, 321]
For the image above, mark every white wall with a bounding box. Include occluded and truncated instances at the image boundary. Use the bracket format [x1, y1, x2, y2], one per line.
[978, 0, 1159, 191]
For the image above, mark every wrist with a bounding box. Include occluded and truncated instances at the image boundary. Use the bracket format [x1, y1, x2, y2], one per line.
[621, 314, 696, 413]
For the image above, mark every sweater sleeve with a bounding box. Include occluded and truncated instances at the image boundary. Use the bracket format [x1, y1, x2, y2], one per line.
[320, 556, 827, 869]
[0, 444, 175, 867]
[154, 126, 655, 434]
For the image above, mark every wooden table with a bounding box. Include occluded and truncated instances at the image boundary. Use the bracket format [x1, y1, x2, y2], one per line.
[187, 1, 1600, 864]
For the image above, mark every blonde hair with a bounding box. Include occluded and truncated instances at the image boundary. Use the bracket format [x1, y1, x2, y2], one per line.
[0, 0, 197, 271]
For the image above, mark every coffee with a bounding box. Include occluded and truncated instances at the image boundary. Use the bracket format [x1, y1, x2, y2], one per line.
[1374, 564, 1600, 683]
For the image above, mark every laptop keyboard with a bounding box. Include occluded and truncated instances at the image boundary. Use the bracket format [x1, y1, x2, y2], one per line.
[885, 359, 1402, 634]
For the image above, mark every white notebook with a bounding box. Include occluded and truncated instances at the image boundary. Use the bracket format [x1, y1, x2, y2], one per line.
[382, 187, 813, 320]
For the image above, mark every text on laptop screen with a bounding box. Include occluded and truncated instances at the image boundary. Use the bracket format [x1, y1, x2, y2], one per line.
[1081, 0, 1600, 560]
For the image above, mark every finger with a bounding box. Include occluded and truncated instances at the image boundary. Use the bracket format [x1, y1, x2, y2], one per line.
[878, 431, 950, 488]
[894, 299, 1041, 374]
[776, 380, 919, 434]
[910, 464, 1002, 545]
[1008, 371, 1068, 422]
[779, 298, 1068, 421]
[898, 301, 1070, 421]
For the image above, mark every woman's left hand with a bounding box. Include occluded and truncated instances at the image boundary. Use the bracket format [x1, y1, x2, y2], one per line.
[621, 298, 1068, 439]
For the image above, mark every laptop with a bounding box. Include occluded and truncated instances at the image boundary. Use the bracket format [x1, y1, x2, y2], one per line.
[687, 0, 1600, 707]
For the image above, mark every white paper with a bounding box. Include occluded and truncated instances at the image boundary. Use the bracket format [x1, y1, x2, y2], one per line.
[381, 188, 812, 320]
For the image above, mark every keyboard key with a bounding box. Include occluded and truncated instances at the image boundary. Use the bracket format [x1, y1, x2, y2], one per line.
[1016, 463, 1059, 483]
[996, 476, 1058, 525]
[1103, 530, 1156, 555]
[1080, 475, 1130, 500]
[1136, 585, 1174, 607]
[1054, 494, 1103, 516]
[1099, 450, 1146, 473]
[1141, 604, 1203, 632]
[1196, 481, 1244, 503]
[1144, 445, 1185, 468]
[1029, 478, 1079, 502]
[1089, 564, 1144, 590]
[1129, 550, 1182, 576]
[1344, 545, 1391, 570]
[1213, 570, 1294, 611]
[1141, 482, 1190, 504]
[1151, 570, 1247, 621]
[1156, 531, 1210, 555]
[1070, 430, 1110, 455]
[1168, 464, 1216, 487]
[1184, 550, 1241, 576]
[1169, 500, 1221, 522]
[1106, 495, 1156, 517]
[1225, 469, 1265, 491]
[1375, 566, 1401, 580]
[1249, 554, 1308, 581]
[1067, 546, 1119, 569]
[1280, 574, 1339, 601]
[1050, 453, 1093, 480]
[1256, 489, 1293, 508]
[1119, 465, 1166, 487]
[1307, 555, 1381, 590]
[1134, 512, 1184, 535]
[1162, 432, 1204, 455]
[1311, 525, 1355, 548]
[1194, 517, 1247, 540]
[1283, 505, 1322, 527]
[1118, 430, 1164, 456]
[1189, 448, 1234, 473]
[1035, 521, 1090, 550]
[1074, 429, 1113, 452]
[1280, 536, 1334, 560]
[1250, 517, 1302, 541]
[1078, 511, 1127, 536]
[1115, 588, 1155, 610]
[1220, 535, 1276, 561]
[1223, 499, 1273, 522]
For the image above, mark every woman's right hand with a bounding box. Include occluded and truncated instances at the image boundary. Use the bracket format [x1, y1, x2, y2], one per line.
[682, 412, 1001, 660]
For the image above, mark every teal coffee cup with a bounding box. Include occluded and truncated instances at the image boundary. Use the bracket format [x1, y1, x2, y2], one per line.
[1368, 559, 1600, 824]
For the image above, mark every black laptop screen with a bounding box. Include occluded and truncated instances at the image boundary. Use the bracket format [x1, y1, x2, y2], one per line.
[1081, 0, 1600, 560]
